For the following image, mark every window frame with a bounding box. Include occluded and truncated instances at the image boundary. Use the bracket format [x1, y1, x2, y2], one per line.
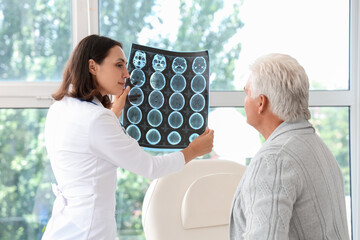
[0, 0, 358, 238]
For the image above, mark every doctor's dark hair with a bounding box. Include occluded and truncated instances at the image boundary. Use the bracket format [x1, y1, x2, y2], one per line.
[52, 34, 123, 109]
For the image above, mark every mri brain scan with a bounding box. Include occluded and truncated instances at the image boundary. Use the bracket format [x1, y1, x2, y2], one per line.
[168, 111, 184, 129]
[192, 56, 207, 74]
[133, 50, 146, 69]
[152, 54, 167, 72]
[170, 74, 186, 92]
[191, 75, 206, 93]
[147, 109, 163, 127]
[130, 69, 146, 87]
[150, 72, 166, 90]
[172, 57, 187, 74]
[126, 125, 141, 141]
[123, 43, 209, 149]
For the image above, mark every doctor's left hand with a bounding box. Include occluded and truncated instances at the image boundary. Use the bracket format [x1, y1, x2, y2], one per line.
[111, 86, 131, 119]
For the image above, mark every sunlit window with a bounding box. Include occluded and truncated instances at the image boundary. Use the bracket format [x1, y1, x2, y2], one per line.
[0, 0, 71, 239]
[0, 0, 355, 239]
[100, 0, 349, 91]
[0, 109, 54, 239]
[100, 0, 352, 238]
[0, 0, 72, 82]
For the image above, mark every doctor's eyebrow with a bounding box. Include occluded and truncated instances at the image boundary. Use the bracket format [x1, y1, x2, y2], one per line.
[116, 58, 127, 64]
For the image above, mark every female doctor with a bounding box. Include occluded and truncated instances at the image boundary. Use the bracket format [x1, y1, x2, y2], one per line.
[42, 34, 214, 240]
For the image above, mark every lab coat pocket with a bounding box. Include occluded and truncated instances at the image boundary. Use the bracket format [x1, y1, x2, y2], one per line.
[64, 193, 96, 232]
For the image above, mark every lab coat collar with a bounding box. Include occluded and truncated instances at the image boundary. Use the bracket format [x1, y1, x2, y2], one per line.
[68, 84, 104, 107]
[91, 97, 103, 107]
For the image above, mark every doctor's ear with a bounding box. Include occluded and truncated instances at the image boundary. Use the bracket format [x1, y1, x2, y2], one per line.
[89, 59, 97, 75]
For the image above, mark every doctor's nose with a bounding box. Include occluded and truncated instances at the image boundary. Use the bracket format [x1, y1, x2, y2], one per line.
[123, 69, 130, 79]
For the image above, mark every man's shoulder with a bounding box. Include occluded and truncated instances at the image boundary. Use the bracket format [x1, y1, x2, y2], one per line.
[251, 135, 310, 170]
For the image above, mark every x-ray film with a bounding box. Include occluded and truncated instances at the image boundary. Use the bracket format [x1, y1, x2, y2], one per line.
[123, 43, 210, 149]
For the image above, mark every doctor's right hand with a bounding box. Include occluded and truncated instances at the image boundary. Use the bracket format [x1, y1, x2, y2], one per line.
[181, 127, 214, 164]
[111, 86, 131, 118]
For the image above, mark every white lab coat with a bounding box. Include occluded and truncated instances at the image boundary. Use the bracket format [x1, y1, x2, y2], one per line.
[42, 96, 185, 240]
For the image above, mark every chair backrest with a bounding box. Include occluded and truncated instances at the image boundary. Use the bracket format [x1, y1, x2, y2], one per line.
[142, 159, 246, 240]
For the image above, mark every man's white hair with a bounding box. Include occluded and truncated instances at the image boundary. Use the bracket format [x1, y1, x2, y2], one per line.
[249, 53, 311, 122]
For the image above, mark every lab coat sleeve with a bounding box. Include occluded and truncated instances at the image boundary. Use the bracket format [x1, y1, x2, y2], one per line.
[88, 109, 185, 180]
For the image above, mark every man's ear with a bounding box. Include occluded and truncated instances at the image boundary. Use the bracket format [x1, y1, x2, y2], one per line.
[258, 94, 268, 114]
[89, 59, 97, 75]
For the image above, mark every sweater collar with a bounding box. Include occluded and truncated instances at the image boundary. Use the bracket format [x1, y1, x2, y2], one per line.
[267, 119, 314, 142]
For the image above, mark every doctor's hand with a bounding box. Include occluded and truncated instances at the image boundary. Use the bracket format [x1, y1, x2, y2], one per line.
[111, 86, 131, 118]
[181, 127, 214, 164]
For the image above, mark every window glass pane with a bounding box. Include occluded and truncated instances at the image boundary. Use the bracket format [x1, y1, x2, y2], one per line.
[209, 107, 261, 164]
[237, 0, 349, 90]
[208, 106, 351, 237]
[0, 109, 352, 239]
[0, 109, 53, 240]
[0, 0, 72, 82]
[115, 170, 148, 239]
[100, 0, 244, 91]
[309, 107, 351, 238]
[0, 109, 150, 240]
[99, 0, 349, 91]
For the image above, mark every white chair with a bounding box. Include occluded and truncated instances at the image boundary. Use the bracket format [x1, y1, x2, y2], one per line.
[142, 159, 246, 240]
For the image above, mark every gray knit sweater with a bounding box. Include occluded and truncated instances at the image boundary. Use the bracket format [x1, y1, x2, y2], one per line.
[229, 119, 349, 240]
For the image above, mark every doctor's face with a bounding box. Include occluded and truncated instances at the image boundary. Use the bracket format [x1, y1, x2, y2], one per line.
[92, 46, 130, 96]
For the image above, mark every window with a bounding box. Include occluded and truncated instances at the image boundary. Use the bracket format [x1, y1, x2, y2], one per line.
[0, 0, 359, 239]
[236, 0, 349, 91]
[0, 109, 54, 239]
[99, 0, 356, 238]
[0, 0, 71, 239]
[0, 0, 72, 82]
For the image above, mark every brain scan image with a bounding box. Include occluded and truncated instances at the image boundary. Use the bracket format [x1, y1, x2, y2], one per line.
[148, 90, 165, 109]
[133, 50, 147, 69]
[152, 54, 166, 72]
[167, 131, 181, 145]
[189, 113, 204, 130]
[190, 94, 205, 112]
[169, 93, 185, 111]
[123, 43, 209, 149]
[147, 109, 163, 127]
[146, 128, 161, 145]
[172, 57, 187, 74]
[130, 69, 146, 87]
[191, 75, 206, 93]
[168, 111, 183, 129]
[128, 87, 144, 106]
[150, 72, 166, 90]
[127, 106, 142, 124]
[192, 56, 207, 74]
[189, 133, 199, 142]
[170, 74, 186, 92]
[126, 125, 141, 141]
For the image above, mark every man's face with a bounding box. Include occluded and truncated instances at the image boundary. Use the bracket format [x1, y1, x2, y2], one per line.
[244, 77, 260, 128]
